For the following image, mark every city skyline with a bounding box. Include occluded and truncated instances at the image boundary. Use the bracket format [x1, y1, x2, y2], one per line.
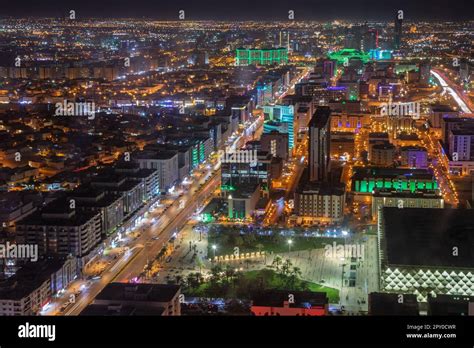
[0, 7, 472, 346]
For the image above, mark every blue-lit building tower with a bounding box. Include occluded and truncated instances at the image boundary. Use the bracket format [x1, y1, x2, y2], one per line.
[263, 105, 295, 153]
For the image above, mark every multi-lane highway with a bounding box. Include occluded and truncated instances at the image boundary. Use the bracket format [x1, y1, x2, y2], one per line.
[65, 167, 221, 315]
[431, 69, 472, 114]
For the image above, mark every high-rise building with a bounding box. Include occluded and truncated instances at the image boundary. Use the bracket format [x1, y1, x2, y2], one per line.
[189, 50, 209, 66]
[362, 29, 378, 52]
[344, 33, 359, 50]
[308, 107, 331, 182]
[278, 31, 290, 51]
[419, 62, 431, 86]
[394, 14, 403, 50]
[235, 48, 288, 66]
[263, 105, 295, 150]
[322, 59, 336, 78]
[260, 131, 289, 160]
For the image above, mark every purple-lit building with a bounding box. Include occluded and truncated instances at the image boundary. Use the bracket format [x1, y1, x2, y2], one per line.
[400, 146, 428, 168]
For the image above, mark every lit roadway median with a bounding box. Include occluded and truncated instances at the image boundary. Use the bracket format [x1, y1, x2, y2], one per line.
[64, 170, 221, 316]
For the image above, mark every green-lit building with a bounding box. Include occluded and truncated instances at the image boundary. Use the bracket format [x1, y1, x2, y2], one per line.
[351, 167, 438, 194]
[327, 49, 370, 66]
[236, 48, 288, 66]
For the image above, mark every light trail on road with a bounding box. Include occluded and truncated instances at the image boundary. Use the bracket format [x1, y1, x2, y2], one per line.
[431, 70, 471, 113]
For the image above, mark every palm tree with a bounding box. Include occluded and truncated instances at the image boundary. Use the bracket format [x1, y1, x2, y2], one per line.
[291, 266, 302, 279]
[272, 255, 282, 271]
[210, 265, 223, 283]
[286, 266, 302, 289]
[224, 264, 236, 282]
[186, 272, 202, 289]
[194, 272, 204, 284]
[281, 259, 293, 276]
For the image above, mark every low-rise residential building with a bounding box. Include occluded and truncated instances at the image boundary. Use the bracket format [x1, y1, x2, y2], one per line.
[16, 203, 102, 266]
[0, 257, 77, 316]
[90, 174, 145, 218]
[67, 189, 124, 237]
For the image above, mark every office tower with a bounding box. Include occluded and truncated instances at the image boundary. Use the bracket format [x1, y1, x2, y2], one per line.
[344, 33, 359, 50]
[323, 59, 336, 78]
[190, 51, 209, 66]
[419, 61, 431, 86]
[279, 31, 290, 51]
[362, 29, 378, 52]
[459, 59, 471, 84]
[308, 106, 331, 182]
[394, 14, 403, 50]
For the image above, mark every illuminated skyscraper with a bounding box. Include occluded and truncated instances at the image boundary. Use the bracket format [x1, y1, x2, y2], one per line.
[308, 107, 331, 182]
[362, 29, 378, 51]
[278, 31, 290, 51]
[394, 14, 403, 50]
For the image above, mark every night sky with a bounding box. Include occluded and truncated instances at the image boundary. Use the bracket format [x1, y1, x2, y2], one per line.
[2, 0, 474, 20]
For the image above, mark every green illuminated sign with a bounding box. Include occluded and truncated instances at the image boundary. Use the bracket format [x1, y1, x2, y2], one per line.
[221, 185, 236, 191]
[202, 213, 214, 223]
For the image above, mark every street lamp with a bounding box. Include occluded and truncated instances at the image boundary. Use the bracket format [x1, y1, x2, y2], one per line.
[212, 244, 217, 259]
[287, 239, 293, 253]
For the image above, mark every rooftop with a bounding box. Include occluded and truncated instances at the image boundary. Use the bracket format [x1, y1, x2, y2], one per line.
[368, 292, 419, 315]
[80, 304, 165, 316]
[309, 106, 331, 128]
[381, 208, 474, 268]
[352, 167, 435, 181]
[95, 283, 180, 303]
[0, 258, 71, 300]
